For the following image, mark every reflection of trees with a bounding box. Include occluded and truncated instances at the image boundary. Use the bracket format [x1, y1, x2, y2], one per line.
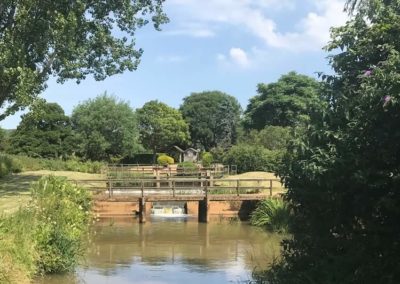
[85, 219, 283, 275]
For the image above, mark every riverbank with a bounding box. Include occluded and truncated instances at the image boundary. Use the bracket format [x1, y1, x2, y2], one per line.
[0, 170, 102, 214]
[0, 176, 92, 283]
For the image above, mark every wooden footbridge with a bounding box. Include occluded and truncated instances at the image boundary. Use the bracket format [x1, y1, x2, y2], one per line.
[73, 176, 283, 222]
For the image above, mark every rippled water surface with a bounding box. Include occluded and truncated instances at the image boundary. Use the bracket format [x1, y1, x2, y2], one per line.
[38, 217, 282, 284]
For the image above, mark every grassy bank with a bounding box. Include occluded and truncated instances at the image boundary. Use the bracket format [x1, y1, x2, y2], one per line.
[0, 171, 102, 214]
[0, 176, 92, 283]
[0, 153, 106, 176]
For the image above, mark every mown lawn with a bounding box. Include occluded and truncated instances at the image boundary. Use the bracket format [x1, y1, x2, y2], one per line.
[214, 171, 286, 195]
[0, 170, 103, 214]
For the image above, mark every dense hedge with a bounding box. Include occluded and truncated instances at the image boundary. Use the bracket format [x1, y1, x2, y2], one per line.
[0, 154, 105, 176]
[223, 144, 283, 174]
[177, 161, 199, 176]
[0, 176, 92, 283]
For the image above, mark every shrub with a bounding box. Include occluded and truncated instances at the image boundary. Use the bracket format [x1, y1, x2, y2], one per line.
[0, 154, 13, 178]
[201, 152, 214, 167]
[223, 144, 283, 173]
[177, 161, 199, 176]
[0, 176, 92, 282]
[210, 147, 225, 163]
[157, 155, 174, 166]
[0, 154, 23, 177]
[6, 155, 106, 174]
[250, 198, 290, 233]
[31, 176, 91, 274]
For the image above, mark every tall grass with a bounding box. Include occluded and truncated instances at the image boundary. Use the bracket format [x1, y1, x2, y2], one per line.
[0, 154, 22, 177]
[250, 198, 290, 233]
[0, 210, 38, 284]
[1, 154, 105, 174]
[0, 176, 92, 283]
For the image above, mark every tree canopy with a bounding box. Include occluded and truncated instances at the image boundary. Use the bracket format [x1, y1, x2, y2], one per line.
[0, 0, 168, 120]
[72, 94, 142, 161]
[238, 126, 291, 151]
[180, 91, 241, 150]
[243, 72, 322, 130]
[137, 100, 189, 156]
[270, 1, 400, 283]
[9, 102, 74, 158]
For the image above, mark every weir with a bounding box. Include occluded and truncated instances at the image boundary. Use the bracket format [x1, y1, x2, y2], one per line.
[77, 176, 283, 222]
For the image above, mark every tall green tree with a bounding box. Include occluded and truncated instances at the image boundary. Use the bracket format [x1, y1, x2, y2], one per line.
[180, 91, 241, 150]
[72, 94, 142, 161]
[0, 0, 168, 120]
[243, 72, 322, 130]
[137, 100, 189, 159]
[269, 1, 400, 283]
[238, 126, 291, 151]
[9, 102, 74, 158]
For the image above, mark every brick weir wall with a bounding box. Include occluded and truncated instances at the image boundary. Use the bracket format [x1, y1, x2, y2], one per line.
[94, 200, 259, 221]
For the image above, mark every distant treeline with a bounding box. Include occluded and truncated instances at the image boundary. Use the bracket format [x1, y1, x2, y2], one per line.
[1, 72, 321, 173]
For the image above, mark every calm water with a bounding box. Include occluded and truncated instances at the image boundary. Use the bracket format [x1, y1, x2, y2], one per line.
[37, 217, 282, 284]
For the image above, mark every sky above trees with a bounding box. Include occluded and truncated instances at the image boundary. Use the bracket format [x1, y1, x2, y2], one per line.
[0, 0, 349, 129]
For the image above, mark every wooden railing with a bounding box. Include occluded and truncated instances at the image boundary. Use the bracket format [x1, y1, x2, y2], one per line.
[72, 178, 283, 199]
[106, 164, 238, 179]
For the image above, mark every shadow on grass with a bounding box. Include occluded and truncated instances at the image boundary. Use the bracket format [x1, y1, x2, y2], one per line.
[0, 174, 40, 198]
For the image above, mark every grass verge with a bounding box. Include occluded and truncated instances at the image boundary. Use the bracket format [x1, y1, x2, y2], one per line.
[0, 176, 92, 283]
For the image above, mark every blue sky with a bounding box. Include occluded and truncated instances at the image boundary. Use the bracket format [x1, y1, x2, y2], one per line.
[0, 0, 349, 129]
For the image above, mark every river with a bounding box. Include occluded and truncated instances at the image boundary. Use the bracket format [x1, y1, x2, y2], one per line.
[37, 217, 282, 284]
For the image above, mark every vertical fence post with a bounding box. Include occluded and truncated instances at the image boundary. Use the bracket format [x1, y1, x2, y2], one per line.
[205, 179, 208, 198]
[236, 180, 240, 196]
[269, 179, 273, 196]
[173, 180, 176, 197]
[108, 178, 112, 198]
[141, 180, 144, 199]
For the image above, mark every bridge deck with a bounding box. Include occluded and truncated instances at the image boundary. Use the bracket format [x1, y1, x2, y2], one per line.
[73, 177, 283, 203]
[94, 194, 270, 202]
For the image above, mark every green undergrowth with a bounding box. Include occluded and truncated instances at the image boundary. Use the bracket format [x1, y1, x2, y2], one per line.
[1, 153, 106, 174]
[0, 176, 92, 283]
[250, 198, 290, 234]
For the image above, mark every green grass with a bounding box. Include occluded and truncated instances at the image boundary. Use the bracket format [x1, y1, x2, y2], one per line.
[0, 176, 92, 283]
[250, 198, 291, 233]
[213, 171, 286, 195]
[0, 174, 37, 214]
[0, 170, 103, 214]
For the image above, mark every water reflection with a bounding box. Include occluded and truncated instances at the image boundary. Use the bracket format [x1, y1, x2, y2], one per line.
[38, 217, 282, 284]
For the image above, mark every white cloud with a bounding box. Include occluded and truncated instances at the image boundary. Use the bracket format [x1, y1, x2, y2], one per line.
[229, 48, 250, 68]
[165, 22, 215, 38]
[216, 48, 251, 69]
[166, 0, 348, 51]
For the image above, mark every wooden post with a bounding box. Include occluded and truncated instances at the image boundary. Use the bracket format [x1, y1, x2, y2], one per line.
[141, 180, 144, 198]
[198, 197, 209, 223]
[139, 197, 146, 223]
[269, 179, 273, 196]
[236, 180, 240, 196]
[172, 180, 176, 197]
[156, 167, 160, 188]
[108, 179, 112, 198]
[168, 173, 172, 190]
